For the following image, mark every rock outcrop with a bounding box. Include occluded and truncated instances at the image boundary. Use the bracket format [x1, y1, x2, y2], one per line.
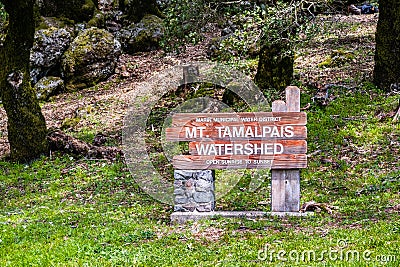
[61, 27, 121, 90]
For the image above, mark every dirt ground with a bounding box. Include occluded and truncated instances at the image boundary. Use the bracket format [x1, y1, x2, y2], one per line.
[0, 14, 378, 158]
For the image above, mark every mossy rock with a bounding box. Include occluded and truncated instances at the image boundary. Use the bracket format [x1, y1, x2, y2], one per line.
[87, 10, 106, 28]
[117, 14, 164, 54]
[122, 0, 163, 23]
[318, 49, 356, 68]
[36, 0, 96, 22]
[35, 16, 76, 31]
[34, 76, 65, 101]
[61, 27, 121, 91]
[30, 27, 72, 83]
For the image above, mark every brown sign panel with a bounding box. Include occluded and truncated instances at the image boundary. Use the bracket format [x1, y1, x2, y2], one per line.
[166, 110, 308, 170]
[172, 154, 307, 170]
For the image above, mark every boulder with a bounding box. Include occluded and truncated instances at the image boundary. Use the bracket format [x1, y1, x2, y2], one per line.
[34, 76, 65, 101]
[104, 10, 124, 34]
[156, 0, 170, 10]
[87, 11, 106, 28]
[116, 14, 163, 54]
[36, 16, 75, 31]
[121, 0, 163, 23]
[61, 27, 121, 90]
[30, 27, 72, 84]
[98, 0, 115, 11]
[36, 0, 96, 22]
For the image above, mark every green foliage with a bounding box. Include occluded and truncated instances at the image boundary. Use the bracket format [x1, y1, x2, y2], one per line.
[255, 1, 328, 92]
[1, 83, 400, 266]
[0, 2, 6, 20]
[357, 173, 400, 195]
[0, 2, 7, 30]
[73, 127, 96, 143]
[260, 1, 321, 50]
[161, 1, 264, 53]
[0, 2, 7, 43]
[1, 5, 400, 266]
[161, 0, 322, 57]
[213, 7, 264, 61]
[161, 0, 217, 52]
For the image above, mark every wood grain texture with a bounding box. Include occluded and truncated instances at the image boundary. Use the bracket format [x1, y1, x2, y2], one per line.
[271, 86, 301, 212]
[271, 100, 287, 112]
[286, 86, 300, 112]
[172, 154, 307, 170]
[271, 170, 300, 211]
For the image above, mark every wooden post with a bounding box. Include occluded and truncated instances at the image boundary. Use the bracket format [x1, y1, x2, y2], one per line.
[271, 86, 301, 212]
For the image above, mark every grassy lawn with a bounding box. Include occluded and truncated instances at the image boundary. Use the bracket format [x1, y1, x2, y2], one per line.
[1, 84, 399, 266]
[1, 12, 400, 267]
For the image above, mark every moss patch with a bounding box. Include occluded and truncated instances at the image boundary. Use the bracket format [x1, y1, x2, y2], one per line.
[61, 27, 121, 91]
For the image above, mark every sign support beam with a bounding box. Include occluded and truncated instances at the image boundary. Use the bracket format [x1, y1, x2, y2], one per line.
[271, 87, 301, 212]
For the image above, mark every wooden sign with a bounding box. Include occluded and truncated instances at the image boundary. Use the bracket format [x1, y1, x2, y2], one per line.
[168, 86, 306, 213]
[166, 110, 307, 170]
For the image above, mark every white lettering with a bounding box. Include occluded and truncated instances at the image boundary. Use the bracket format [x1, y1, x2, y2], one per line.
[195, 143, 209, 155]
[244, 143, 253, 155]
[234, 143, 244, 154]
[232, 126, 244, 138]
[223, 127, 232, 138]
[270, 126, 280, 137]
[185, 127, 197, 138]
[284, 126, 294, 137]
[188, 125, 298, 140]
[274, 143, 284, 154]
[245, 127, 254, 138]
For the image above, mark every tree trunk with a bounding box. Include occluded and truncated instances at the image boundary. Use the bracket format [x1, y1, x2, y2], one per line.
[254, 42, 294, 95]
[0, 0, 48, 162]
[373, 0, 400, 91]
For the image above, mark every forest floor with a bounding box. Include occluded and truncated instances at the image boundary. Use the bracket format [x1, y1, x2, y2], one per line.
[0, 14, 378, 156]
[1, 13, 400, 266]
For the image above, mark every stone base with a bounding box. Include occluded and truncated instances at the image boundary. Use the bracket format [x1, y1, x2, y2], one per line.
[171, 211, 314, 224]
[174, 170, 215, 212]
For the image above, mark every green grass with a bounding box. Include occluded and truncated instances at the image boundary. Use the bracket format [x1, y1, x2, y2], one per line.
[1, 83, 399, 266]
[1, 9, 400, 267]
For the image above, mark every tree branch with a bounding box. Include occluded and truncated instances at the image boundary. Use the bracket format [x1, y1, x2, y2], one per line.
[47, 129, 122, 161]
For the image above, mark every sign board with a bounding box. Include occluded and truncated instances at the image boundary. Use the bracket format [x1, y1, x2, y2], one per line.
[166, 112, 307, 169]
